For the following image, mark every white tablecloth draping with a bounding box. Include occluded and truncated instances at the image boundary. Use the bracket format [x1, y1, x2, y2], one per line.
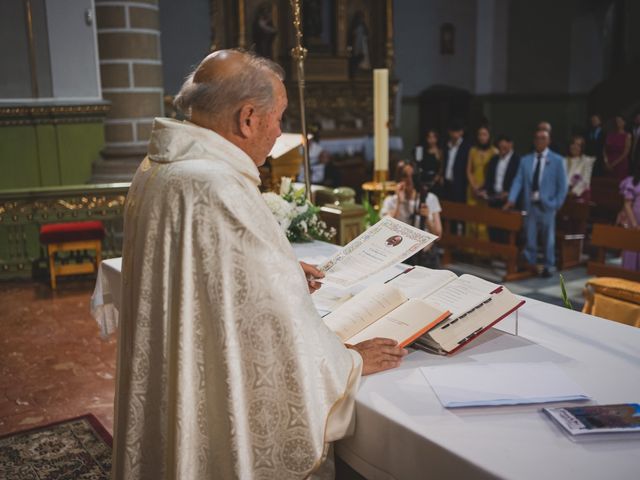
[90, 257, 122, 337]
[91, 243, 640, 480]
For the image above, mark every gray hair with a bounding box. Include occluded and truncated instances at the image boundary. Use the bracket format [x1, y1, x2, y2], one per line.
[174, 50, 285, 121]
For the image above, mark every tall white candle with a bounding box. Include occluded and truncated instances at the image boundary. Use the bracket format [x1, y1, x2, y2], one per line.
[373, 68, 389, 174]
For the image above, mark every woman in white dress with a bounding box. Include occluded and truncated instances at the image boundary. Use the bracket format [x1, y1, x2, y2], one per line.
[565, 135, 595, 201]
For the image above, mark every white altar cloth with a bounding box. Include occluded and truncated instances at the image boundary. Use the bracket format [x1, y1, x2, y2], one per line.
[91, 242, 640, 480]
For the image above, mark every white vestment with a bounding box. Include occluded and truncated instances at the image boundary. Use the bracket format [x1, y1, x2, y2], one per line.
[112, 118, 362, 479]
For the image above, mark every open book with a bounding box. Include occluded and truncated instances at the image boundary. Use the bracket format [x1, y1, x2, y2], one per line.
[322, 266, 524, 354]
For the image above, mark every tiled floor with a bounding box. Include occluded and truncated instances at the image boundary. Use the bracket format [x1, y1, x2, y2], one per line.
[0, 278, 116, 436]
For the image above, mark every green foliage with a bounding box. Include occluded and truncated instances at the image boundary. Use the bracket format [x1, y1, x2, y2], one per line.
[362, 192, 381, 228]
[559, 274, 574, 310]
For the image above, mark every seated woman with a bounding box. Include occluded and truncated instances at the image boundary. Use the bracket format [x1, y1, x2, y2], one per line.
[565, 135, 595, 202]
[381, 163, 442, 266]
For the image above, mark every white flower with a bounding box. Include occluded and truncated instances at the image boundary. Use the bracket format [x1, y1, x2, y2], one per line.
[295, 203, 309, 216]
[280, 177, 292, 196]
[262, 192, 294, 232]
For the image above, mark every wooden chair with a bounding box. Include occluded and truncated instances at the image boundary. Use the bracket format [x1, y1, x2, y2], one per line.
[583, 277, 640, 327]
[556, 200, 590, 269]
[39, 221, 105, 289]
[587, 223, 640, 282]
[440, 201, 524, 281]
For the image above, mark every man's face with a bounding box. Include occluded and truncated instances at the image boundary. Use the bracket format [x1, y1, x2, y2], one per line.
[634, 114, 640, 126]
[497, 140, 512, 157]
[533, 132, 550, 152]
[251, 79, 287, 167]
[448, 129, 463, 143]
[590, 115, 601, 128]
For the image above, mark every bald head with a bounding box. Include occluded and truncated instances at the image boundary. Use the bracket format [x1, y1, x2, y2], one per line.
[174, 49, 285, 124]
[192, 50, 245, 84]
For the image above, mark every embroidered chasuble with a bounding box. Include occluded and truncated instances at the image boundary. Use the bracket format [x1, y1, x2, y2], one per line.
[112, 118, 362, 479]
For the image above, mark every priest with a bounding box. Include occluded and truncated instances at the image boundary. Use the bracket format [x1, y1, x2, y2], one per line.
[112, 49, 407, 479]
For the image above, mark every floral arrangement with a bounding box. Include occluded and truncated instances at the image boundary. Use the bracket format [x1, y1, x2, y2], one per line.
[262, 177, 336, 243]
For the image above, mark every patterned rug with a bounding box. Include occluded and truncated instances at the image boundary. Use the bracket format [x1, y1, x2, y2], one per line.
[0, 414, 111, 480]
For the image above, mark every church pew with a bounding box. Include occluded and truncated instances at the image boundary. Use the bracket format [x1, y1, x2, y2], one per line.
[590, 177, 623, 224]
[587, 223, 640, 282]
[440, 201, 524, 281]
[556, 200, 590, 270]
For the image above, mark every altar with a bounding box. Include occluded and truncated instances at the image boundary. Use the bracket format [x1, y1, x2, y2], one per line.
[92, 242, 640, 480]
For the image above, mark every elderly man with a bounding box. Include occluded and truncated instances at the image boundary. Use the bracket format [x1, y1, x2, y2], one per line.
[505, 129, 568, 278]
[112, 50, 407, 479]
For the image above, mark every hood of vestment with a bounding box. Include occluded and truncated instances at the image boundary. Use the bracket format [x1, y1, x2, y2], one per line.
[147, 117, 261, 187]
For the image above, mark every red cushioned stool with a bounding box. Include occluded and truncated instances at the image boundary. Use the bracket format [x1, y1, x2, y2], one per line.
[39, 221, 105, 289]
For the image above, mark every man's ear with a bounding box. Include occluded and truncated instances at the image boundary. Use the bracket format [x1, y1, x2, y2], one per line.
[238, 104, 255, 138]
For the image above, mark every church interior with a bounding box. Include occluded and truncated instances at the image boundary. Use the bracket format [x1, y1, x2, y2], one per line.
[1, 0, 640, 478]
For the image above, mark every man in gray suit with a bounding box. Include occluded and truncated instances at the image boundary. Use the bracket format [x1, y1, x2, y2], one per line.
[505, 129, 568, 278]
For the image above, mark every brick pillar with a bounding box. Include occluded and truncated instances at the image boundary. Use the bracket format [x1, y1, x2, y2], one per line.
[92, 0, 164, 181]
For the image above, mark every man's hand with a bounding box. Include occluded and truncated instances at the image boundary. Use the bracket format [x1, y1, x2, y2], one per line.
[503, 201, 515, 211]
[299, 261, 324, 293]
[348, 338, 408, 375]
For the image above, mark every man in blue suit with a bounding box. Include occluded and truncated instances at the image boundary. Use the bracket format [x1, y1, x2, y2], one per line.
[504, 129, 568, 278]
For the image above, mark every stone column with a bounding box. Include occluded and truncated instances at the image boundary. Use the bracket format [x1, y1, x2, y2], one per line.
[93, 0, 164, 181]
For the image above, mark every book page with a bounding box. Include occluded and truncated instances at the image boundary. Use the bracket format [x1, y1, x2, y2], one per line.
[389, 266, 457, 299]
[347, 298, 449, 347]
[322, 284, 407, 342]
[423, 274, 497, 318]
[428, 288, 523, 353]
[318, 217, 437, 288]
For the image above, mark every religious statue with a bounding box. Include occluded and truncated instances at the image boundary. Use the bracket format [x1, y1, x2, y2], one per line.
[252, 2, 278, 59]
[348, 11, 371, 78]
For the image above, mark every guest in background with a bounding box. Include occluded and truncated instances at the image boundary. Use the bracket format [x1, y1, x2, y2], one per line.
[565, 135, 595, 202]
[298, 124, 330, 184]
[505, 129, 568, 278]
[586, 114, 606, 176]
[482, 134, 520, 208]
[604, 115, 631, 181]
[466, 126, 498, 240]
[442, 120, 470, 201]
[619, 162, 640, 271]
[381, 163, 442, 267]
[537, 120, 564, 154]
[481, 134, 520, 242]
[441, 120, 470, 233]
[418, 129, 443, 187]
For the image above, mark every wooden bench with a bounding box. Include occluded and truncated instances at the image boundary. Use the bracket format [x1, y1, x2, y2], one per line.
[587, 223, 640, 282]
[440, 201, 524, 281]
[556, 200, 590, 270]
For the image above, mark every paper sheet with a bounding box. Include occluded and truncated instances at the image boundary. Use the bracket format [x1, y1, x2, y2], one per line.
[420, 362, 590, 408]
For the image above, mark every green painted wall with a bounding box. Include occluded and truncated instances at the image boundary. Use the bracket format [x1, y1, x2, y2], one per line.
[0, 122, 104, 190]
